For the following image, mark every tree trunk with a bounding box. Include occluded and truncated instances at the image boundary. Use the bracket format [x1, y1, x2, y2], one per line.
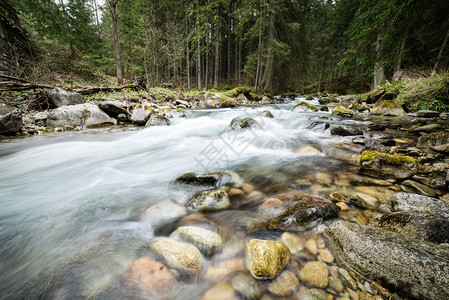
[395, 32, 407, 74]
[373, 32, 386, 88]
[186, 16, 191, 89]
[227, 13, 231, 82]
[214, 7, 221, 89]
[433, 26, 449, 74]
[108, 0, 124, 85]
[254, 14, 262, 93]
[59, 0, 74, 58]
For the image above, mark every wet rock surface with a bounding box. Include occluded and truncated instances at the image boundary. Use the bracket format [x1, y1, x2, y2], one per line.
[46, 103, 117, 128]
[185, 188, 231, 211]
[245, 239, 290, 280]
[0, 105, 22, 135]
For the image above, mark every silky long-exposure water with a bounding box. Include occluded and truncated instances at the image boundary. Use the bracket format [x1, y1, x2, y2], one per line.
[0, 99, 398, 299]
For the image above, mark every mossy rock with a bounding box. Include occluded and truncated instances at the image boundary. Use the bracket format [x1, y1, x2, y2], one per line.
[160, 83, 174, 89]
[332, 104, 353, 116]
[229, 87, 252, 98]
[318, 97, 337, 105]
[292, 101, 318, 112]
[417, 132, 449, 152]
[370, 100, 405, 116]
[230, 117, 256, 130]
[359, 151, 418, 179]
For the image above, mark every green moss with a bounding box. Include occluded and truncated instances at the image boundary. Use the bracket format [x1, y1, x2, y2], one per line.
[318, 97, 337, 105]
[228, 87, 252, 97]
[332, 104, 352, 115]
[293, 101, 318, 111]
[359, 151, 418, 166]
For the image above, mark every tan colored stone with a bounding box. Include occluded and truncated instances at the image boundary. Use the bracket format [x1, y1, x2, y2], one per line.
[305, 239, 318, 255]
[281, 232, 304, 254]
[177, 226, 224, 255]
[316, 238, 326, 249]
[268, 270, 299, 296]
[122, 257, 176, 295]
[242, 183, 255, 193]
[246, 239, 291, 280]
[296, 145, 322, 154]
[336, 202, 349, 211]
[228, 188, 245, 198]
[259, 198, 283, 209]
[319, 249, 334, 263]
[201, 281, 238, 300]
[204, 259, 245, 280]
[315, 172, 333, 185]
[151, 238, 202, 275]
[328, 276, 344, 292]
[299, 261, 329, 288]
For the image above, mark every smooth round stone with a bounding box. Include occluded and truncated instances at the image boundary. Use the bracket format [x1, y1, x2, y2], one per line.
[259, 198, 283, 209]
[246, 239, 291, 280]
[328, 276, 344, 292]
[267, 270, 299, 296]
[336, 202, 349, 211]
[186, 188, 230, 211]
[318, 249, 334, 263]
[141, 201, 187, 224]
[151, 238, 202, 275]
[281, 232, 304, 254]
[305, 239, 318, 255]
[228, 188, 245, 197]
[296, 146, 322, 155]
[242, 183, 255, 193]
[177, 226, 224, 255]
[299, 261, 329, 288]
[299, 288, 328, 300]
[338, 268, 357, 290]
[204, 259, 245, 280]
[315, 172, 333, 185]
[201, 281, 238, 300]
[122, 257, 176, 295]
[231, 273, 265, 299]
[316, 238, 326, 249]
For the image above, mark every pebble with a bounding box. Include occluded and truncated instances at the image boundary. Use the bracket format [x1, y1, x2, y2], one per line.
[336, 202, 349, 211]
[151, 238, 202, 275]
[204, 259, 245, 280]
[299, 288, 328, 300]
[242, 183, 255, 193]
[318, 249, 334, 263]
[328, 276, 344, 292]
[259, 198, 283, 209]
[201, 281, 238, 300]
[338, 268, 358, 290]
[299, 261, 329, 288]
[177, 226, 224, 255]
[316, 238, 326, 249]
[231, 273, 265, 299]
[246, 239, 291, 280]
[305, 239, 318, 255]
[329, 192, 349, 203]
[316, 172, 333, 185]
[281, 232, 304, 254]
[228, 188, 245, 198]
[267, 270, 299, 296]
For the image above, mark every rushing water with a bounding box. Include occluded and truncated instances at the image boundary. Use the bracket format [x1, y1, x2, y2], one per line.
[0, 99, 396, 299]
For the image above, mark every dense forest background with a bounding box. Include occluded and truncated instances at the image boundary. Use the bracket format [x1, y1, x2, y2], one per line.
[11, 0, 449, 94]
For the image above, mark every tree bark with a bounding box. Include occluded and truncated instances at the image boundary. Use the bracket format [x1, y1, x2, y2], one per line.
[254, 9, 263, 93]
[432, 26, 449, 74]
[59, 0, 74, 58]
[374, 32, 386, 88]
[186, 16, 191, 89]
[214, 6, 221, 89]
[108, 0, 124, 85]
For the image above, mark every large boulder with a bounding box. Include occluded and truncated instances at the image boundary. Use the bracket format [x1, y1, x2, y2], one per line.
[0, 106, 22, 135]
[417, 132, 449, 152]
[200, 92, 236, 108]
[292, 101, 318, 112]
[325, 221, 449, 300]
[370, 100, 405, 116]
[330, 125, 363, 136]
[359, 151, 418, 179]
[47, 88, 85, 107]
[245, 239, 290, 280]
[46, 103, 117, 128]
[230, 117, 256, 130]
[131, 105, 154, 125]
[97, 101, 128, 117]
[332, 104, 353, 117]
[390, 192, 449, 219]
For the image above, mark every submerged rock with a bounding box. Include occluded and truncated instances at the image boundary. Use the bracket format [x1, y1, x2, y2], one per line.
[231, 273, 265, 299]
[122, 257, 176, 296]
[177, 226, 223, 255]
[151, 238, 202, 275]
[185, 188, 230, 211]
[261, 110, 274, 118]
[359, 151, 418, 179]
[46, 103, 117, 128]
[145, 114, 170, 126]
[248, 200, 340, 232]
[298, 261, 328, 288]
[268, 270, 299, 296]
[402, 180, 439, 197]
[201, 281, 238, 300]
[390, 192, 449, 219]
[47, 87, 85, 107]
[0, 106, 22, 135]
[325, 220, 449, 300]
[245, 239, 290, 280]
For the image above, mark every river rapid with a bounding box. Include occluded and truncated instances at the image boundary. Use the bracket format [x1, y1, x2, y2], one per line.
[0, 98, 397, 299]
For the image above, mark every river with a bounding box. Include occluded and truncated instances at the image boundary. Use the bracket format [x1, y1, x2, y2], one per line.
[0, 99, 396, 299]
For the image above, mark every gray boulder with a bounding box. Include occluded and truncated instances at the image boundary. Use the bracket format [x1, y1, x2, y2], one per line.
[0, 106, 22, 135]
[230, 117, 256, 130]
[417, 110, 440, 118]
[98, 101, 128, 117]
[46, 103, 117, 128]
[131, 107, 153, 125]
[47, 88, 85, 107]
[200, 92, 236, 109]
[359, 151, 418, 179]
[325, 220, 449, 300]
[330, 125, 363, 136]
[417, 132, 449, 152]
[390, 192, 449, 219]
[145, 114, 170, 126]
[185, 188, 230, 211]
[261, 110, 274, 118]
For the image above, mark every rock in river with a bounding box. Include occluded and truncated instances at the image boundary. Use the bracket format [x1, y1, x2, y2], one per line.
[359, 151, 418, 179]
[151, 238, 203, 275]
[145, 114, 170, 126]
[131, 106, 153, 125]
[417, 132, 449, 152]
[325, 220, 449, 300]
[185, 188, 230, 211]
[46, 103, 117, 128]
[47, 87, 85, 107]
[298, 261, 329, 288]
[246, 239, 291, 280]
[230, 117, 256, 130]
[177, 226, 224, 255]
[390, 192, 449, 219]
[98, 101, 128, 117]
[330, 125, 363, 136]
[0, 105, 22, 135]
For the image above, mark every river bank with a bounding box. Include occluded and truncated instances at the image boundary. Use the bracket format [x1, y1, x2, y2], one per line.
[0, 90, 449, 299]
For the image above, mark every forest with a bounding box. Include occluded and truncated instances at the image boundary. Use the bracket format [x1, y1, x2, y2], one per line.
[9, 0, 449, 93]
